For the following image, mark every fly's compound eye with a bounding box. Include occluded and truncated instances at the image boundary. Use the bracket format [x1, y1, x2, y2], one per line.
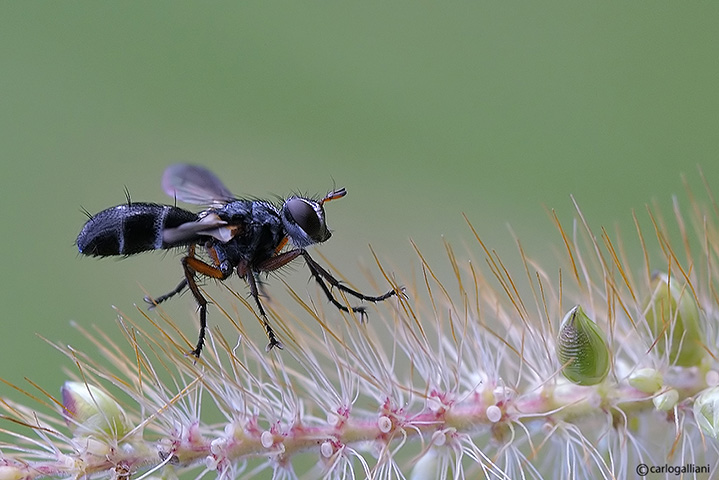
[284, 197, 331, 244]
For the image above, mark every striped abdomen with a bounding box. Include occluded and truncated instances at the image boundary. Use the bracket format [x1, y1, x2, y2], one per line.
[77, 203, 198, 256]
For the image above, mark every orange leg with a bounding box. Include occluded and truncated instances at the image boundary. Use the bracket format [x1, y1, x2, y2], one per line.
[274, 236, 289, 255]
[181, 249, 230, 357]
[145, 245, 230, 358]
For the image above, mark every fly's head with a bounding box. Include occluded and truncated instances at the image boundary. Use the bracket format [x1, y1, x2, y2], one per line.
[281, 188, 347, 248]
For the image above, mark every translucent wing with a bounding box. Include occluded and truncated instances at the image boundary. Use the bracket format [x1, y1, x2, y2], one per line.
[162, 164, 235, 206]
[162, 213, 240, 245]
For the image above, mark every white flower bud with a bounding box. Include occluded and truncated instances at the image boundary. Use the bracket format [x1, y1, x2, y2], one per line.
[486, 405, 502, 423]
[320, 441, 334, 458]
[260, 431, 274, 448]
[0, 466, 24, 480]
[410, 449, 441, 480]
[378, 415, 393, 433]
[61, 381, 131, 438]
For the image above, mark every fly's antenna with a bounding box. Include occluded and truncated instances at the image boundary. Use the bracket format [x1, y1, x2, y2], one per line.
[321, 187, 347, 205]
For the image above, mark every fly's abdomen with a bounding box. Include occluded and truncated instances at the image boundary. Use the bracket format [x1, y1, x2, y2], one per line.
[77, 203, 197, 256]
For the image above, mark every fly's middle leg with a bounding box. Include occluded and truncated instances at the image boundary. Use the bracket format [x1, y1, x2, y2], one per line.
[242, 268, 283, 351]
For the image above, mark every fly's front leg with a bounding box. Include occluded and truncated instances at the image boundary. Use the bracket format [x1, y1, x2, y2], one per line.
[258, 248, 398, 320]
[299, 250, 398, 318]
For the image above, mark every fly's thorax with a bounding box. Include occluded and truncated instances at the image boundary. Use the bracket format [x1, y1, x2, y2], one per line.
[210, 200, 286, 267]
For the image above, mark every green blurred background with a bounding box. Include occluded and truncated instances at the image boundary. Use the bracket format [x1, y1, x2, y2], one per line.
[1, 2, 718, 407]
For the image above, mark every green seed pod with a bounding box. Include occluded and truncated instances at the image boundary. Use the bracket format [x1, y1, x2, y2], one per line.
[694, 387, 719, 440]
[653, 388, 679, 411]
[628, 368, 664, 394]
[557, 305, 610, 386]
[645, 273, 704, 367]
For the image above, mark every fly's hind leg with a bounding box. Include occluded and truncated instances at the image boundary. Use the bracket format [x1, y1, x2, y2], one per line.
[143, 278, 188, 307]
[174, 245, 232, 357]
[143, 245, 230, 358]
[144, 244, 199, 308]
[183, 260, 232, 357]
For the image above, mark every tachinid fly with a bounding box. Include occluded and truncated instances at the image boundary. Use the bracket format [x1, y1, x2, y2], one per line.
[77, 164, 399, 357]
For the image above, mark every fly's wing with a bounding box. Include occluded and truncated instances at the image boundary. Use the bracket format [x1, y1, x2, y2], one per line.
[162, 212, 240, 245]
[162, 164, 235, 207]
[161, 164, 241, 244]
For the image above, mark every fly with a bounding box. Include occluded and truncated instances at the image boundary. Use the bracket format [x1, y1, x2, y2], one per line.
[77, 164, 399, 357]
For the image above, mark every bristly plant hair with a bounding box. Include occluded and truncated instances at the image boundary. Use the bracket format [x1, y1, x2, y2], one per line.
[4, 171, 719, 479]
